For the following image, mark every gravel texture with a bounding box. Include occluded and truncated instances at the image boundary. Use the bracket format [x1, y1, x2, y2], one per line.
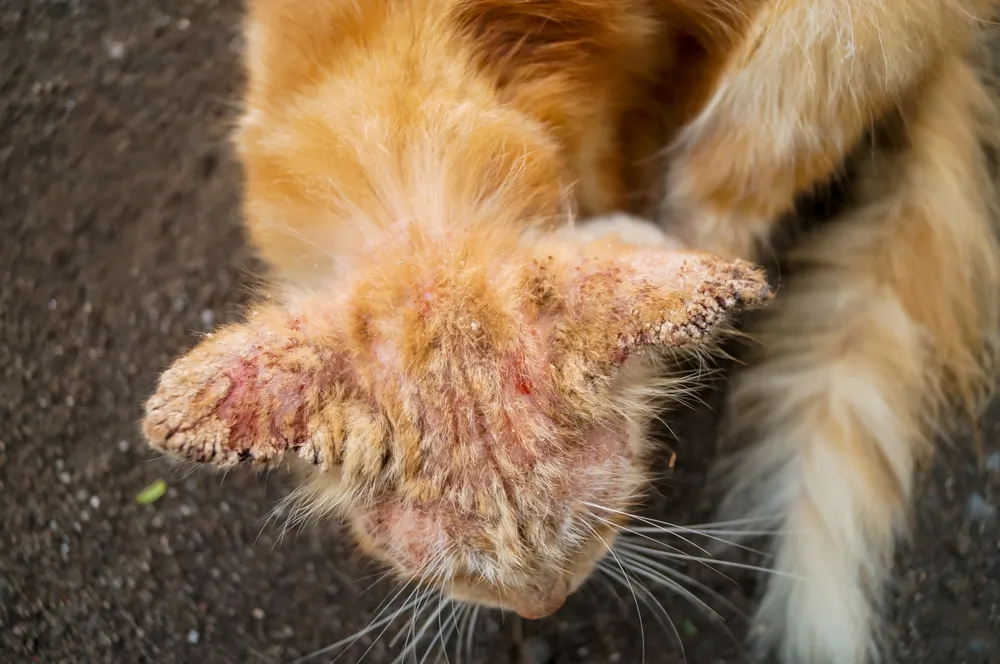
[2, 2, 999, 663]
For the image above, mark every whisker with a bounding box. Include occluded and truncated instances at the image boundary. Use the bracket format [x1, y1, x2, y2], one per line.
[627, 524, 773, 558]
[464, 606, 481, 663]
[359, 568, 398, 599]
[616, 545, 747, 620]
[585, 503, 713, 556]
[391, 596, 451, 664]
[349, 582, 430, 664]
[631, 526, 783, 538]
[591, 514, 740, 586]
[617, 541, 804, 581]
[392, 579, 439, 651]
[598, 562, 685, 662]
[360, 557, 444, 663]
[584, 522, 646, 664]
[433, 600, 462, 664]
[616, 548, 748, 655]
[417, 595, 455, 664]
[590, 512, 708, 558]
[675, 515, 783, 531]
[616, 548, 724, 623]
[452, 605, 471, 664]
[287, 584, 420, 664]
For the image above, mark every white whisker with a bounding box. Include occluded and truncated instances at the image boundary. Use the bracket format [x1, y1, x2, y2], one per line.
[599, 562, 685, 661]
[464, 606, 480, 663]
[616, 548, 724, 623]
[584, 522, 646, 664]
[452, 605, 472, 664]
[617, 541, 805, 581]
[616, 548, 749, 655]
[627, 524, 772, 558]
[585, 503, 712, 556]
[288, 582, 420, 664]
[617, 544, 747, 619]
[418, 595, 455, 664]
[631, 526, 782, 538]
[392, 595, 450, 664]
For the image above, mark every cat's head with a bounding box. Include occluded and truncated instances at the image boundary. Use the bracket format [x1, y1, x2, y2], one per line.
[142, 227, 770, 619]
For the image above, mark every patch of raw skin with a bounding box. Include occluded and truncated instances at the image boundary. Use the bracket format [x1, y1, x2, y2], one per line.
[212, 342, 319, 462]
[366, 501, 448, 572]
[145, 332, 321, 466]
[214, 358, 266, 448]
[566, 420, 634, 513]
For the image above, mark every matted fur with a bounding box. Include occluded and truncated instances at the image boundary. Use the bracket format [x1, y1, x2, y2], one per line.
[140, 0, 1000, 662]
[145, 0, 772, 625]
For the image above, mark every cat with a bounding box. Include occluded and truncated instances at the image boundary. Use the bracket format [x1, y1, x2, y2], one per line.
[141, 1, 1000, 663]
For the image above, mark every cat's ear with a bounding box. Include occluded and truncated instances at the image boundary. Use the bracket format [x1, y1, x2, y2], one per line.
[538, 235, 773, 371]
[142, 306, 352, 470]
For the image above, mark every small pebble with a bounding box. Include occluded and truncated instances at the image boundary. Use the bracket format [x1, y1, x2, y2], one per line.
[965, 493, 997, 523]
[953, 531, 972, 557]
[57, 471, 71, 484]
[47, 298, 57, 310]
[521, 637, 553, 664]
[89, 495, 100, 509]
[200, 308, 215, 328]
[177, 18, 191, 31]
[117, 440, 130, 453]
[252, 608, 265, 620]
[985, 451, 1000, 472]
[102, 36, 126, 60]
[186, 629, 200, 644]
[943, 575, 970, 601]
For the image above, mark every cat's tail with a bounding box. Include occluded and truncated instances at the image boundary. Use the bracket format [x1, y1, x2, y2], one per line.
[714, 53, 1000, 664]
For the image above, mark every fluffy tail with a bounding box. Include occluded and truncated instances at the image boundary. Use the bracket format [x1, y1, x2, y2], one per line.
[714, 53, 1000, 664]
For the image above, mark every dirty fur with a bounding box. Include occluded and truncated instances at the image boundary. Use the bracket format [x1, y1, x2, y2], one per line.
[140, 1, 1000, 662]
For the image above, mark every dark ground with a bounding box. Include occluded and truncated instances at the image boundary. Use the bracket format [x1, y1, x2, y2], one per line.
[2, 2, 999, 663]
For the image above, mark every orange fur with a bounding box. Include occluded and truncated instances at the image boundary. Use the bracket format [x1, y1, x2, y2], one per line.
[663, 2, 1000, 663]
[139, 1, 1000, 662]
[145, 0, 771, 626]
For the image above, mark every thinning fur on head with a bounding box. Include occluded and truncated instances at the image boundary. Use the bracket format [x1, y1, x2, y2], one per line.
[146, 0, 773, 627]
[140, 0, 1000, 660]
[144, 223, 771, 618]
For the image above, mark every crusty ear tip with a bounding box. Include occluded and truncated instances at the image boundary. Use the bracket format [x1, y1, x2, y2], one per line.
[733, 275, 774, 309]
[705, 258, 773, 310]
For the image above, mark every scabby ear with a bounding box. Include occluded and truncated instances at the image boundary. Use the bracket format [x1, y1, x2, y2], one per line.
[142, 306, 356, 470]
[533, 225, 773, 373]
[142, 223, 772, 472]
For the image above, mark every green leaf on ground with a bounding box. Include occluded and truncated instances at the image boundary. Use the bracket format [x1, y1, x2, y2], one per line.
[135, 479, 167, 505]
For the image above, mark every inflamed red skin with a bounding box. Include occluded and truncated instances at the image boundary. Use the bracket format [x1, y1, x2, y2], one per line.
[144, 228, 771, 620]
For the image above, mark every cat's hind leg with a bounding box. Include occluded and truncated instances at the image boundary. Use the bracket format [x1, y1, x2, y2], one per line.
[715, 54, 1000, 664]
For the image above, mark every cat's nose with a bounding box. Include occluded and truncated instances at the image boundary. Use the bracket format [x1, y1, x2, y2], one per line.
[514, 594, 566, 620]
[512, 578, 569, 620]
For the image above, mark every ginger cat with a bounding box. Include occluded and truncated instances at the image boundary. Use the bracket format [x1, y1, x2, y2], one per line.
[141, 1, 1000, 663]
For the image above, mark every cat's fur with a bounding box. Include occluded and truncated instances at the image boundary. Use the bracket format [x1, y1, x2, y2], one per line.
[141, 1, 1000, 662]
